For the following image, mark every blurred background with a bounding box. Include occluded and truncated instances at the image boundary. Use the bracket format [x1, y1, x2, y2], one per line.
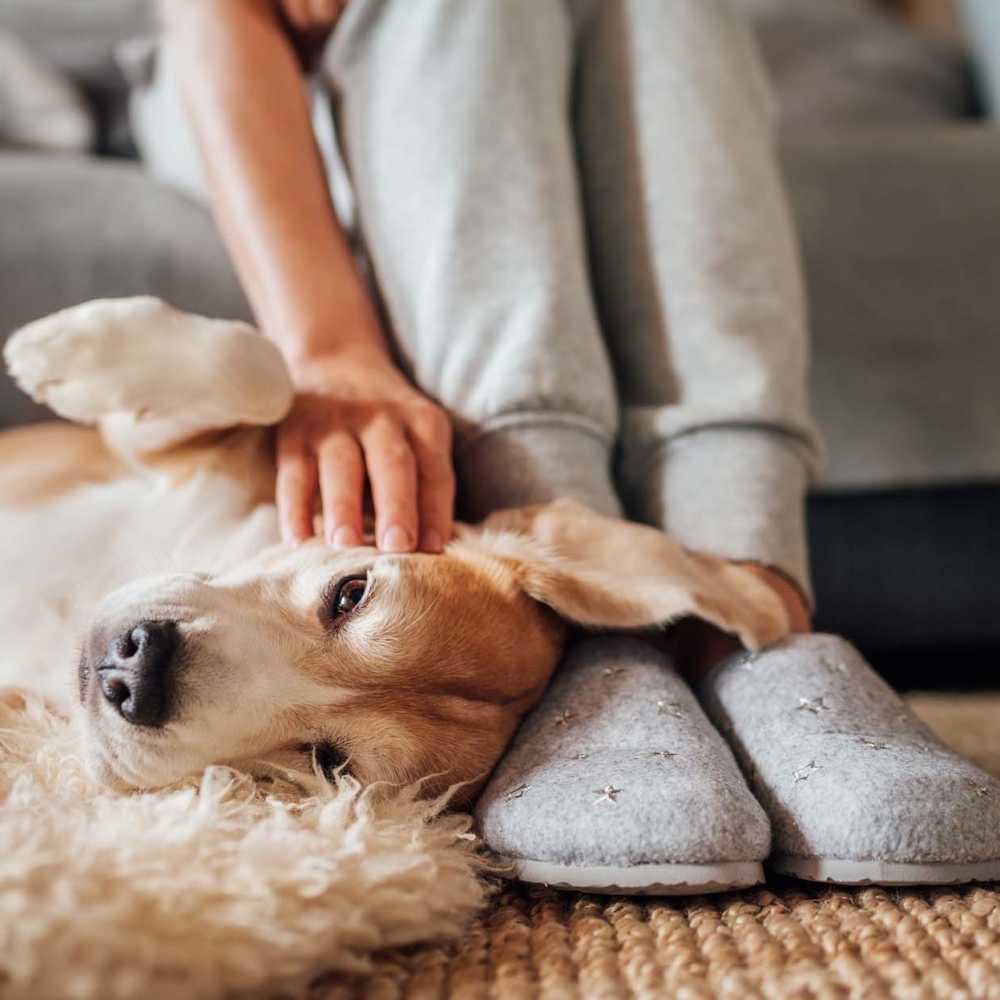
[0, 0, 998, 686]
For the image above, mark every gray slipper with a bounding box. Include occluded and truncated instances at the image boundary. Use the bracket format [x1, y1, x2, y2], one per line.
[474, 637, 771, 895]
[698, 633, 1000, 886]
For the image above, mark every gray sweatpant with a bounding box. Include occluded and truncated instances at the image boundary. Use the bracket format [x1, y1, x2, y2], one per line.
[133, 0, 823, 599]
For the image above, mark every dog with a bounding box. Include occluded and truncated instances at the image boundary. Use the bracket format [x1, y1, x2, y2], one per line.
[0, 297, 789, 803]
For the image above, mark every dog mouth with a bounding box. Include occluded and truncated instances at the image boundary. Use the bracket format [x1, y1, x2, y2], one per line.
[83, 735, 142, 790]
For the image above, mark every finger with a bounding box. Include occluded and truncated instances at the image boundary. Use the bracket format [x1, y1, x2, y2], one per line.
[276, 433, 318, 543]
[317, 432, 365, 549]
[281, 0, 313, 29]
[309, 0, 343, 24]
[359, 417, 418, 553]
[408, 408, 455, 553]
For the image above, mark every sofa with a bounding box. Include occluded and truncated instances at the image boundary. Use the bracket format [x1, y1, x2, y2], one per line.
[1, 0, 998, 685]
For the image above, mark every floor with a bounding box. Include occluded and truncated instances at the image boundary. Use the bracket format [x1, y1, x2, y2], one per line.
[317, 693, 1000, 999]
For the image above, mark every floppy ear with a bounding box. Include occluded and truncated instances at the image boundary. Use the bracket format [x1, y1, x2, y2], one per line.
[463, 499, 790, 651]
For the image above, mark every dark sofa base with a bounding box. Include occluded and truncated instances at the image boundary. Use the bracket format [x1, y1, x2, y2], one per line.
[810, 483, 1000, 669]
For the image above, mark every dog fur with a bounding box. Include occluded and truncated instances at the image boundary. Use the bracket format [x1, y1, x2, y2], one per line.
[0, 296, 792, 996]
[1, 296, 788, 803]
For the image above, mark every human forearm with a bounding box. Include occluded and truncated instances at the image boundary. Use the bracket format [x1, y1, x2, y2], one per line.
[159, 1, 454, 555]
[161, 0, 386, 368]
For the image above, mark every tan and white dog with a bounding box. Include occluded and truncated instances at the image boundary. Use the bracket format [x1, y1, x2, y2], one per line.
[0, 298, 788, 803]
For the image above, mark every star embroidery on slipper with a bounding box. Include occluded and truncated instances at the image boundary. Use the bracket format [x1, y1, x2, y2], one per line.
[822, 658, 850, 675]
[601, 666, 625, 679]
[656, 700, 683, 718]
[858, 738, 891, 750]
[553, 710, 575, 727]
[503, 783, 528, 802]
[969, 782, 990, 798]
[593, 784, 622, 804]
[796, 696, 828, 714]
[793, 760, 820, 782]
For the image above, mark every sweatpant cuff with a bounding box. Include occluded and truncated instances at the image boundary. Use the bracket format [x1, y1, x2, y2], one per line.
[456, 418, 623, 522]
[623, 428, 814, 607]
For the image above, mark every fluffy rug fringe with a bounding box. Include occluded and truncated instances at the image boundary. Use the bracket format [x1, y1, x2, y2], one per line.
[0, 697, 493, 999]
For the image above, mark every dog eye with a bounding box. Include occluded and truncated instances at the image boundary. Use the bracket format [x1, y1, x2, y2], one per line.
[312, 742, 348, 779]
[326, 574, 370, 621]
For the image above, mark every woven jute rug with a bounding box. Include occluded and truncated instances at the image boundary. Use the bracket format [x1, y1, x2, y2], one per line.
[316, 693, 1000, 999]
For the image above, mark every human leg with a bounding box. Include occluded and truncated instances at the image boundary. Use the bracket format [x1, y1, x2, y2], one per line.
[320, 0, 783, 892]
[699, 635, 1000, 885]
[571, 0, 1000, 886]
[571, 0, 821, 600]
[322, 0, 623, 519]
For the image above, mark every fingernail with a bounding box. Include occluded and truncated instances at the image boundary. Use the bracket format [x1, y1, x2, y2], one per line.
[381, 525, 414, 552]
[331, 526, 361, 550]
[423, 530, 444, 553]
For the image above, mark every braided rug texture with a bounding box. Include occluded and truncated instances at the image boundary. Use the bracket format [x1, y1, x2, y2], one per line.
[316, 693, 1000, 1000]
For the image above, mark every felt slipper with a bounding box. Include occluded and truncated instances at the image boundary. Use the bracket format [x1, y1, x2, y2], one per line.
[698, 633, 1000, 886]
[475, 637, 771, 895]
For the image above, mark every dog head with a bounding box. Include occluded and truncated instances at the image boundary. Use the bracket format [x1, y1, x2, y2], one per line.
[76, 499, 788, 801]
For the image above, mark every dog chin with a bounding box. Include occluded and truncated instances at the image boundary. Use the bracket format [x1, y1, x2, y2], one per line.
[82, 741, 138, 792]
[81, 729, 188, 792]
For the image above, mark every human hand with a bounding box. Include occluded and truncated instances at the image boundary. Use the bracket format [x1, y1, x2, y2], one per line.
[276, 347, 455, 553]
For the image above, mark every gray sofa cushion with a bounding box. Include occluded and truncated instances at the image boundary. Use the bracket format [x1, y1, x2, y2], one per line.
[786, 126, 1000, 490]
[0, 1, 978, 155]
[0, 153, 249, 426]
[0, 0, 153, 81]
[0, 30, 94, 152]
[733, 0, 974, 127]
[0, 0, 155, 153]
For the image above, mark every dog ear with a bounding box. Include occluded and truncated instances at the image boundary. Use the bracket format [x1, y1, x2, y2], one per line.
[464, 499, 790, 651]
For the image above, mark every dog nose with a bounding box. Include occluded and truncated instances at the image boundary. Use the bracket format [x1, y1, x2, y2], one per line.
[97, 620, 179, 727]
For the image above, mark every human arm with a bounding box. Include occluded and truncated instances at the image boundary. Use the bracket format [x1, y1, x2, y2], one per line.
[159, 0, 454, 552]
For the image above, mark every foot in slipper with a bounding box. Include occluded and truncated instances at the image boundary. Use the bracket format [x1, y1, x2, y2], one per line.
[698, 633, 1000, 885]
[475, 636, 771, 895]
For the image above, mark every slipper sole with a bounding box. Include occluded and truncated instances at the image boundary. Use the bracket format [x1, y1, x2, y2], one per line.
[771, 855, 1000, 886]
[508, 858, 765, 895]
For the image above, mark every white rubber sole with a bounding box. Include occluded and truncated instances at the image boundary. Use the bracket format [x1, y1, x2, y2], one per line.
[510, 858, 764, 896]
[771, 855, 1000, 887]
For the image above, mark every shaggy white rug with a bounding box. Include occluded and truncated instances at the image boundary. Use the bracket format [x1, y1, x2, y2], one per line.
[0, 696, 492, 999]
